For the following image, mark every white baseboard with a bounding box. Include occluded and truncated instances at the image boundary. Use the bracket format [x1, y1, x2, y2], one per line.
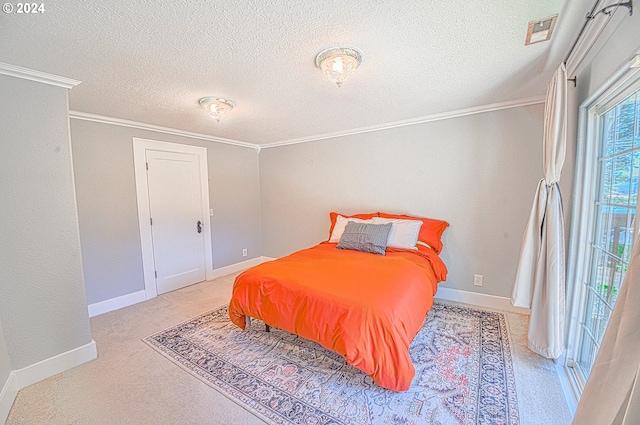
[210, 256, 268, 280]
[86, 257, 272, 319]
[0, 340, 98, 421]
[0, 372, 19, 424]
[88, 290, 147, 318]
[13, 339, 97, 389]
[435, 286, 531, 314]
[91, 259, 528, 322]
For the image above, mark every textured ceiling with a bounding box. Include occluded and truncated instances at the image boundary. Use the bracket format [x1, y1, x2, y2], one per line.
[0, 0, 591, 146]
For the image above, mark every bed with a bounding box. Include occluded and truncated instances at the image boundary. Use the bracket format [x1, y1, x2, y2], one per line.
[228, 212, 448, 391]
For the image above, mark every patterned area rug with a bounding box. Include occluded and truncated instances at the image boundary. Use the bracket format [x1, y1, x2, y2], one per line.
[144, 302, 519, 425]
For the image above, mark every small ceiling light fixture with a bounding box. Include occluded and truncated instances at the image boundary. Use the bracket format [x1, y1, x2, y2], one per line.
[199, 97, 234, 122]
[315, 47, 363, 87]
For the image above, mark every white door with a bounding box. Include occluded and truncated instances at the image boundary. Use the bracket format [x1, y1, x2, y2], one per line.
[146, 150, 206, 294]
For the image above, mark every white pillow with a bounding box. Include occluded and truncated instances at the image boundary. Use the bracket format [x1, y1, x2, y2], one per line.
[329, 215, 373, 243]
[416, 240, 435, 251]
[371, 217, 422, 249]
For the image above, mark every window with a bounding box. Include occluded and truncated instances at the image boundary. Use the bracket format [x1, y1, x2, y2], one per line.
[569, 82, 640, 389]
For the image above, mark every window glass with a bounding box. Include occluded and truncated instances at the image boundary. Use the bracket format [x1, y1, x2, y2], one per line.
[575, 89, 639, 382]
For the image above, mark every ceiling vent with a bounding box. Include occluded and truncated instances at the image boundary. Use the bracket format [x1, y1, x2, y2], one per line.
[525, 15, 558, 45]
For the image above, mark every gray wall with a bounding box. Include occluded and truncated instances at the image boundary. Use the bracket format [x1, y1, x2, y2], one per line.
[70, 120, 262, 305]
[0, 75, 92, 369]
[259, 104, 555, 299]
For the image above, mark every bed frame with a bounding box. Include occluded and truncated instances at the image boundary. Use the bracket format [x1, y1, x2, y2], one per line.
[245, 316, 271, 332]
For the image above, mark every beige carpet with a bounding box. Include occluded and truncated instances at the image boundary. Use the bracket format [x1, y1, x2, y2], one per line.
[6, 274, 572, 425]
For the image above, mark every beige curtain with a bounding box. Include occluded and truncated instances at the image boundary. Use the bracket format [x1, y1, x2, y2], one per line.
[511, 63, 567, 359]
[572, 238, 640, 424]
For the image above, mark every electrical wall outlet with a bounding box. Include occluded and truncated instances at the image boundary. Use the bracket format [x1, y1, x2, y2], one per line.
[242, 248, 248, 257]
[473, 274, 483, 287]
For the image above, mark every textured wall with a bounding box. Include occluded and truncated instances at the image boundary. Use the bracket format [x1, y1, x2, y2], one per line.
[0, 75, 92, 369]
[70, 120, 262, 305]
[259, 105, 548, 299]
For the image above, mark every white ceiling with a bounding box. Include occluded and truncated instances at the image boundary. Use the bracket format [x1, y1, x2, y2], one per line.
[0, 0, 592, 146]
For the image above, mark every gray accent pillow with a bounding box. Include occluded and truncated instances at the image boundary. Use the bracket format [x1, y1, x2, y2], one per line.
[336, 222, 392, 255]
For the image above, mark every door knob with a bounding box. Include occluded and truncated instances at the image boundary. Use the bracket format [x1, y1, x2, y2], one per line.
[197, 220, 202, 233]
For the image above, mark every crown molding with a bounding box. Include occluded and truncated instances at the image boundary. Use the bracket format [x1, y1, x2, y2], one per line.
[68, 111, 259, 151]
[0, 62, 81, 88]
[69, 95, 545, 151]
[260, 95, 546, 149]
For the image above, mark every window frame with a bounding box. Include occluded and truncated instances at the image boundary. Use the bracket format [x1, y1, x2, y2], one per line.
[565, 57, 640, 394]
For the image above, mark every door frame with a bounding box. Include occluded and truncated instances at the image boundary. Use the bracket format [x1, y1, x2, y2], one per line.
[133, 137, 213, 300]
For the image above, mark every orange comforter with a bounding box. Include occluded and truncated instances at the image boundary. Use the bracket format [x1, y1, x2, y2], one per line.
[228, 242, 447, 391]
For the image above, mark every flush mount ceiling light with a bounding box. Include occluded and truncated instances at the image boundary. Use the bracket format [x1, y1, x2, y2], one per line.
[315, 47, 363, 87]
[199, 97, 234, 122]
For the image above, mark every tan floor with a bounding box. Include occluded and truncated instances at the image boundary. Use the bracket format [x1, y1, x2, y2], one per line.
[6, 273, 572, 425]
[7, 273, 267, 425]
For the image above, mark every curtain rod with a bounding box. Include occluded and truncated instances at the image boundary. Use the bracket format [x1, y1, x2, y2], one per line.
[564, 1, 633, 86]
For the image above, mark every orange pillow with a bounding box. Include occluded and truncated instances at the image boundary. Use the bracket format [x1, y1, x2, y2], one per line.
[328, 212, 379, 240]
[377, 212, 449, 254]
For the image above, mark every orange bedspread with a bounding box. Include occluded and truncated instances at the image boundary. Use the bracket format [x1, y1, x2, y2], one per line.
[228, 242, 447, 391]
